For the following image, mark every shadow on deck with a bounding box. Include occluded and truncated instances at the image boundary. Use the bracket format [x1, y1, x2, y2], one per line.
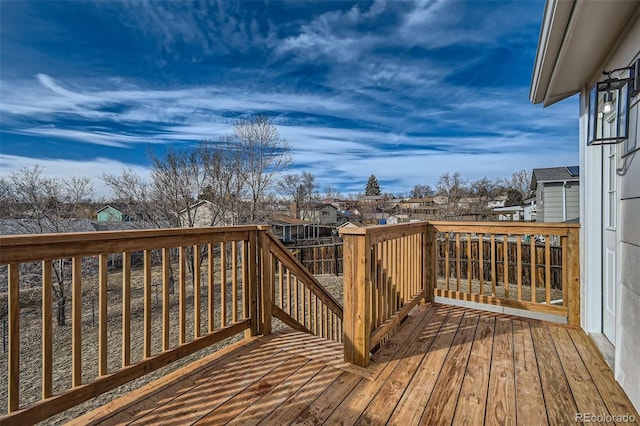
[71, 303, 639, 425]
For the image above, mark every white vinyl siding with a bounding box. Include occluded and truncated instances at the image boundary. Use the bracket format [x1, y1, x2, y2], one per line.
[538, 182, 580, 222]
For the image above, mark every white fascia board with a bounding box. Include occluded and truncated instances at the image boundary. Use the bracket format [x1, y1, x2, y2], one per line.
[530, 0, 575, 104]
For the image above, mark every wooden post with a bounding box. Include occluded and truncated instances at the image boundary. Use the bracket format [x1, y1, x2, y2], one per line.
[258, 227, 273, 335]
[340, 229, 371, 367]
[424, 223, 436, 303]
[245, 234, 259, 338]
[566, 227, 580, 326]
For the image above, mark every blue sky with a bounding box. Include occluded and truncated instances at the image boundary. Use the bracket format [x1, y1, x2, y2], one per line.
[0, 0, 578, 198]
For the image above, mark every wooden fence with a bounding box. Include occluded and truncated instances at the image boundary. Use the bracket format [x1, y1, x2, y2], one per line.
[289, 242, 343, 275]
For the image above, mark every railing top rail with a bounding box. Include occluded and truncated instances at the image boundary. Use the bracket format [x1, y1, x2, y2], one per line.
[0, 225, 270, 264]
[429, 221, 579, 236]
[428, 221, 579, 228]
[338, 221, 427, 236]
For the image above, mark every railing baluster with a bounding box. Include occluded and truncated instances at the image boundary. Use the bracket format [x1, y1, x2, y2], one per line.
[375, 242, 380, 327]
[72, 256, 82, 387]
[42, 260, 52, 399]
[179, 246, 187, 344]
[455, 233, 461, 292]
[122, 252, 131, 367]
[530, 237, 536, 303]
[144, 250, 152, 358]
[545, 238, 551, 305]
[220, 242, 226, 329]
[286, 269, 291, 314]
[208, 243, 215, 333]
[8, 263, 20, 412]
[194, 245, 201, 338]
[517, 236, 523, 301]
[562, 236, 568, 308]
[467, 233, 472, 293]
[503, 236, 509, 298]
[293, 275, 299, 322]
[232, 241, 238, 324]
[478, 234, 484, 296]
[278, 259, 283, 310]
[445, 232, 450, 290]
[162, 248, 170, 350]
[490, 235, 496, 297]
[99, 254, 108, 376]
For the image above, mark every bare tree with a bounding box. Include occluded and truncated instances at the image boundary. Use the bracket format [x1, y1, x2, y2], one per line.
[233, 115, 291, 221]
[436, 172, 467, 216]
[323, 185, 342, 200]
[149, 147, 207, 228]
[102, 168, 168, 228]
[199, 138, 247, 225]
[277, 171, 318, 219]
[504, 169, 532, 198]
[410, 184, 434, 199]
[3, 165, 93, 325]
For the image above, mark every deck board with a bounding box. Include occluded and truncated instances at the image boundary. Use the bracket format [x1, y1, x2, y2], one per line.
[452, 313, 495, 426]
[485, 316, 517, 425]
[513, 319, 547, 426]
[73, 303, 640, 426]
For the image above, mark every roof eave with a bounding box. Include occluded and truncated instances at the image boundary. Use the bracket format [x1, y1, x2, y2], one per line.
[529, 0, 576, 105]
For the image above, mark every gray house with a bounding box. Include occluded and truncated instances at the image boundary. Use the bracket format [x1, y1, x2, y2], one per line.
[531, 166, 579, 222]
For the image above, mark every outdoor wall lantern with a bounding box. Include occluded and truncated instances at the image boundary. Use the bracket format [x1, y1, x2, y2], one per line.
[587, 58, 639, 145]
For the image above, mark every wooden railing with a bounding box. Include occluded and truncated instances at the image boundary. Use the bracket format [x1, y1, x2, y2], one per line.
[340, 221, 579, 367]
[0, 225, 341, 424]
[431, 221, 580, 324]
[260, 233, 343, 342]
[339, 223, 435, 366]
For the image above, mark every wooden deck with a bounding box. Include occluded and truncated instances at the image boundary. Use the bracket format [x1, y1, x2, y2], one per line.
[72, 303, 639, 425]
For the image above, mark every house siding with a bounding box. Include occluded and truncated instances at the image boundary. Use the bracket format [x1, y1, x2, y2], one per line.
[538, 182, 579, 222]
[618, 66, 640, 408]
[590, 18, 640, 409]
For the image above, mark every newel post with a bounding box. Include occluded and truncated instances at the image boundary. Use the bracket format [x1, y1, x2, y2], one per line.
[340, 228, 371, 367]
[566, 226, 580, 326]
[424, 223, 436, 303]
[257, 226, 273, 335]
[247, 228, 260, 337]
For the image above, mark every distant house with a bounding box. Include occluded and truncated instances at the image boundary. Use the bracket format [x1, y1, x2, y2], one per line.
[337, 221, 367, 230]
[96, 205, 128, 222]
[487, 195, 508, 209]
[531, 166, 579, 222]
[492, 206, 524, 222]
[386, 214, 410, 225]
[299, 203, 341, 226]
[269, 215, 319, 242]
[523, 197, 537, 222]
[179, 200, 237, 227]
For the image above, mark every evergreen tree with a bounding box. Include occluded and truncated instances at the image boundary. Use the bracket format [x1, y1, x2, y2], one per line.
[365, 174, 381, 196]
